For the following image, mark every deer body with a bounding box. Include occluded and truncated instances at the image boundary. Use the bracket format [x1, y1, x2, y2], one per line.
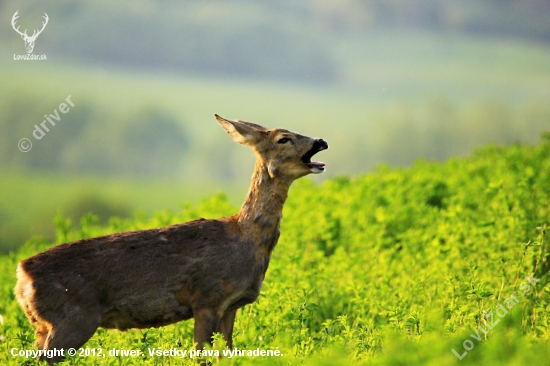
[15, 115, 328, 364]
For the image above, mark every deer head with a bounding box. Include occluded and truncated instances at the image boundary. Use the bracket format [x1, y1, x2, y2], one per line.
[215, 114, 328, 181]
[11, 11, 49, 54]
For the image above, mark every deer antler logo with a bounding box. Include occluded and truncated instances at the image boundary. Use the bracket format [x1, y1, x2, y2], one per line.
[11, 11, 49, 54]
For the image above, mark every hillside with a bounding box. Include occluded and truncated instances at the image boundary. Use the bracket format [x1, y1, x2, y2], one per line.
[1, 136, 549, 365]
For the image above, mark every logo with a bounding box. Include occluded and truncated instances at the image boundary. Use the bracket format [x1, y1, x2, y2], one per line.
[12, 10, 48, 60]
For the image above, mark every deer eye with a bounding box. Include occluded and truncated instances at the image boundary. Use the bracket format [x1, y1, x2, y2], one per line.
[277, 137, 291, 144]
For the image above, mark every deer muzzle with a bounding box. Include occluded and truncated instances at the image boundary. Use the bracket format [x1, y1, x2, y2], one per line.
[302, 139, 328, 173]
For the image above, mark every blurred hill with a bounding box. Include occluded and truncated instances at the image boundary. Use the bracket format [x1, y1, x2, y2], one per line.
[1, 1, 338, 83]
[1, 1, 550, 82]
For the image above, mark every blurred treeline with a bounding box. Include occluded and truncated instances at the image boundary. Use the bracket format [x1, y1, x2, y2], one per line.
[0, 92, 188, 177]
[368, 99, 550, 167]
[1, 0, 550, 82]
[1, 91, 549, 179]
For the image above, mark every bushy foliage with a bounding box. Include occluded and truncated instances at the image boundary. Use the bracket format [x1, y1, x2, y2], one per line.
[1, 136, 550, 365]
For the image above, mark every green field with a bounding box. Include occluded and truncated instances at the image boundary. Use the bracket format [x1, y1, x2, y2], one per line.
[3, 3, 550, 363]
[1, 135, 549, 365]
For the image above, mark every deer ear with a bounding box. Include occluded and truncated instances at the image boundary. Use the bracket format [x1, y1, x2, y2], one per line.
[215, 114, 259, 145]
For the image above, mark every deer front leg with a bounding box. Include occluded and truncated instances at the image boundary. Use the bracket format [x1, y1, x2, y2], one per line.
[193, 308, 220, 350]
[216, 309, 237, 349]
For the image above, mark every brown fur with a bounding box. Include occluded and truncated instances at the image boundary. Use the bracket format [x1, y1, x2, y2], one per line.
[14, 114, 328, 364]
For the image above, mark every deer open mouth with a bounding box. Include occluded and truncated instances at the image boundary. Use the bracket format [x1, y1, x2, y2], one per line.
[302, 139, 328, 173]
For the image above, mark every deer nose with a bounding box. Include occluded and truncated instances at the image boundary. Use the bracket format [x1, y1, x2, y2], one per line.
[316, 139, 328, 150]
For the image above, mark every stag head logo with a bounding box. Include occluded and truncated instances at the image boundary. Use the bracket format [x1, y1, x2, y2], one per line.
[11, 11, 49, 54]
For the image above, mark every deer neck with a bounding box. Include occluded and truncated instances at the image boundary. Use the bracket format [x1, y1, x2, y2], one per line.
[237, 158, 291, 252]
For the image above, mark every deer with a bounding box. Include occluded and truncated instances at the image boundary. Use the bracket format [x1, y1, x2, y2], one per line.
[11, 11, 49, 54]
[15, 114, 328, 364]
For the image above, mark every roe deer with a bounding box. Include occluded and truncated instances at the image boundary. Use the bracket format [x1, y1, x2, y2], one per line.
[15, 114, 328, 364]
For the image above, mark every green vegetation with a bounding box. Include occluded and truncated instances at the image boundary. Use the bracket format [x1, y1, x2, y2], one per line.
[1, 135, 549, 365]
